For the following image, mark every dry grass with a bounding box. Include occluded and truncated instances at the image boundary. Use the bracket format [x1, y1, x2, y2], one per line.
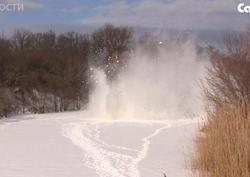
[191, 102, 250, 177]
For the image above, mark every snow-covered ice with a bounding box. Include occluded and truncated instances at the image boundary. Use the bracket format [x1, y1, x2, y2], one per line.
[0, 111, 199, 177]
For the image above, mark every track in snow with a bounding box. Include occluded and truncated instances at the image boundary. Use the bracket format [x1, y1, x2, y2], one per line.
[63, 121, 170, 177]
[0, 113, 198, 177]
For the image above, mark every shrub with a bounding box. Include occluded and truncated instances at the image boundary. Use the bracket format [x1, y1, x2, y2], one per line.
[0, 87, 17, 117]
[191, 29, 250, 177]
[203, 31, 250, 108]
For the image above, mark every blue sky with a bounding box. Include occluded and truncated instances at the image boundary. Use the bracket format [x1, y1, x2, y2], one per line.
[0, 0, 249, 31]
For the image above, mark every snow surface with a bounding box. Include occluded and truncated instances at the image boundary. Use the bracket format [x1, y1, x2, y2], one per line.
[0, 111, 199, 177]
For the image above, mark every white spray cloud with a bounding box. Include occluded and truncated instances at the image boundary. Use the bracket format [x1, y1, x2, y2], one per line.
[88, 40, 207, 120]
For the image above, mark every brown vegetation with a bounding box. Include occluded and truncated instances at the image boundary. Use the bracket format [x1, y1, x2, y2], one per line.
[203, 31, 250, 108]
[191, 29, 250, 177]
[191, 102, 250, 177]
[0, 24, 133, 117]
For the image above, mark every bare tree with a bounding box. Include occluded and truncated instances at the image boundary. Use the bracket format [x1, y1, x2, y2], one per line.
[90, 24, 133, 80]
[204, 29, 250, 108]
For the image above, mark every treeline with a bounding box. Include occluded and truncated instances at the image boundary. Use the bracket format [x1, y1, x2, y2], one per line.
[0, 24, 133, 117]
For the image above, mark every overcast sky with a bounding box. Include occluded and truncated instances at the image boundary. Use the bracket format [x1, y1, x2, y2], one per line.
[0, 0, 249, 31]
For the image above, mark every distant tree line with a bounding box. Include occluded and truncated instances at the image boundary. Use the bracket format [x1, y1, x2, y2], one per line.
[0, 24, 133, 117]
